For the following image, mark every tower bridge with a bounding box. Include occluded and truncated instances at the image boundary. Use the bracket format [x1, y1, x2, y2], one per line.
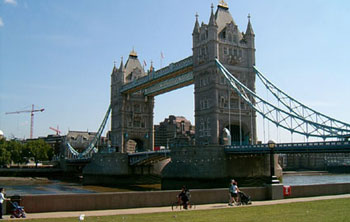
[62, 2, 350, 189]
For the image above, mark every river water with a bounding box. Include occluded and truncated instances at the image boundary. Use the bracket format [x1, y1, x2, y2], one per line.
[283, 173, 350, 185]
[2, 174, 350, 195]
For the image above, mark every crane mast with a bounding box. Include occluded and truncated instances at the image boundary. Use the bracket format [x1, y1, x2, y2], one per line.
[5, 104, 45, 139]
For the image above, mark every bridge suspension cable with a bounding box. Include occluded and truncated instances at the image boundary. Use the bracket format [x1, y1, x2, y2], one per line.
[254, 66, 350, 138]
[215, 59, 350, 140]
[66, 105, 112, 159]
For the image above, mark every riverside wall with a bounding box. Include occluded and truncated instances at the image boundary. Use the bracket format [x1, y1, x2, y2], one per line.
[10, 183, 350, 213]
[161, 146, 281, 189]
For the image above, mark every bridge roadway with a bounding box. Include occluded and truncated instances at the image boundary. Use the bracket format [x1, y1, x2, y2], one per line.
[225, 141, 350, 154]
[65, 141, 350, 166]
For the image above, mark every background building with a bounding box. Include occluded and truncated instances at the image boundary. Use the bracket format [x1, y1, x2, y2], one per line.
[154, 115, 195, 148]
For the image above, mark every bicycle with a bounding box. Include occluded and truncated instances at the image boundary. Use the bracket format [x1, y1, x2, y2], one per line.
[171, 198, 195, 210]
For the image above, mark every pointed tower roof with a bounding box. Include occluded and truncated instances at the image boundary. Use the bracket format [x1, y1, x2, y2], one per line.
[112, 61, 118, 73]
[245, 14, 255, 35]
[209, 3, 217, 27]
[118, 56, 124, 71]
[124, 49, 145, 77]
[193, 12, 200, 34]
[215, 1, 236, 32]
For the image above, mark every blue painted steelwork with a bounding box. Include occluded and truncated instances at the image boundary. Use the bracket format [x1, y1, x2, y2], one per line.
[254, 66, 350, 138]
[144, 71, 193, 96]
[120, 56, 193, 94]
[225, 141, 350, 154]
[66, 105, 112, 159]
[215, 59, 350, 139]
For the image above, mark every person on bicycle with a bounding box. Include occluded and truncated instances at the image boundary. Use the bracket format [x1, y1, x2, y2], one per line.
[178, 186, 190, 209]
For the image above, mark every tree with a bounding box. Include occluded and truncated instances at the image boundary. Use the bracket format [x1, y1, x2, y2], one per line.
[0, 139, 11, 167]
[25, 139, 53, 167]
[6, 140, 26, 166]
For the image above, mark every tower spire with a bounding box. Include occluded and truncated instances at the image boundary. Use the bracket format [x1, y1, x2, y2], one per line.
[112, 60, 117, 73]
[119, 56, 124, 71]
[208, 3, 217, 26]
[193, 12, 200, 34]
[245, 13, 254, 35]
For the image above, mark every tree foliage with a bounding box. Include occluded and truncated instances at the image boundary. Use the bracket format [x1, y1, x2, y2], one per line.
[25, 139, 53, 167]
[0, 138, 53, 167]
[0, 138, 11, 167]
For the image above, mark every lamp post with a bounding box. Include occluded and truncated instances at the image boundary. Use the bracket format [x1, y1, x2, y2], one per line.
[267, 140, 279, 184]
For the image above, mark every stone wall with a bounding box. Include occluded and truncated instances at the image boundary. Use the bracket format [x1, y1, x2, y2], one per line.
[161, 146, 272, 189]
[12, 183, 350, 213]
[18, 187, 267, 213]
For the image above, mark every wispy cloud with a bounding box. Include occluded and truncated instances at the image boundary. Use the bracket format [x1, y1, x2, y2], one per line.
[4, 0, 17, 6]
[0, 17, 3, 27]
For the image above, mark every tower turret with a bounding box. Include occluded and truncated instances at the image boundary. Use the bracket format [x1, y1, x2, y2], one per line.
[192, 13, 200, 46]
[207, 4, 218, 60]
[245, 14, 255, 67]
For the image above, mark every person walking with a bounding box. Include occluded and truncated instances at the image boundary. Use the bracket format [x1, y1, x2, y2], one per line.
[228, 179, 240, 206]
[0, 188, 10, 219]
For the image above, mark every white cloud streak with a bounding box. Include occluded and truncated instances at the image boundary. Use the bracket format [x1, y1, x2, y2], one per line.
[4, 0, 17, 5]
[0, 17, 4, 27]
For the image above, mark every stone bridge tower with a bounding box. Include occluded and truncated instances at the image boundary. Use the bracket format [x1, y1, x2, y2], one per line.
[192, 2, 257, 145]
[110, 50, 154, 153]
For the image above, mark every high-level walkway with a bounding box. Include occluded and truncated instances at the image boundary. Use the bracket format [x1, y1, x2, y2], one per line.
[5, 194, 350, 220]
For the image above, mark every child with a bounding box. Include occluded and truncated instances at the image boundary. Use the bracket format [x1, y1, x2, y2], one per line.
[0, 188, 10, 219]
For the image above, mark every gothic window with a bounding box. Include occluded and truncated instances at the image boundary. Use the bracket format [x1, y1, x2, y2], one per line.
[239, 49, 242, 57]
[229, 48, 232, 55]
[222, 31, 226, 39]
[233, 35, 237, 43]
[224, 47, 228, 55]
[134, 104, 141, 112]
[240, 101, 245, 110]
[230, 98, 238, 109]
[200, 118, 204, 137]
[134, 120, 141, 128]
[234, 49, 237, 56]
[201, 33, 206, 41]
[206, 118, 211, 136]
[220, 96, 225, 108]
[228, 33, 232, 42]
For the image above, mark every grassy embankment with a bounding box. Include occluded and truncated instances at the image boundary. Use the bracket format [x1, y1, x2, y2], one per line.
[20, 198, 350, 222]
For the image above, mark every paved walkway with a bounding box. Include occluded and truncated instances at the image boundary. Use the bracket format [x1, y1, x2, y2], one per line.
[3, 194, 350, 220]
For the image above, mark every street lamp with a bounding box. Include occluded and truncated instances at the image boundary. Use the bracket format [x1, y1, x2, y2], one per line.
[267, 140, 279, 184]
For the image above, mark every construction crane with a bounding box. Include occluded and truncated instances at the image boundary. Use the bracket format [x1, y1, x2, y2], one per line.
[49, 126, 61, 135]
[5, 104, 45, 139]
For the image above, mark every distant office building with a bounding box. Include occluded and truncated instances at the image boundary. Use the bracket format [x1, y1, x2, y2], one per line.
[154, 115, 195, 148]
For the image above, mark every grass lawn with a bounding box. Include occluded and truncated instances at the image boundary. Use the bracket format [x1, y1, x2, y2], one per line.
[20, 198, 350, 222]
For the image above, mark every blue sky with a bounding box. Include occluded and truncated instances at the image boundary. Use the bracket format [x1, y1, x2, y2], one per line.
[1, 0, 350, 142]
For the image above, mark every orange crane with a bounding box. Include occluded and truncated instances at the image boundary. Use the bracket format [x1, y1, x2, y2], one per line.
[49, 126, 61, 135]
[5, 104, 45, 139]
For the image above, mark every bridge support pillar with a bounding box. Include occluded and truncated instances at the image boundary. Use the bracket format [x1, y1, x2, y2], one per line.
[266, 183, 284, 200]
[161, 146, 275, 190]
